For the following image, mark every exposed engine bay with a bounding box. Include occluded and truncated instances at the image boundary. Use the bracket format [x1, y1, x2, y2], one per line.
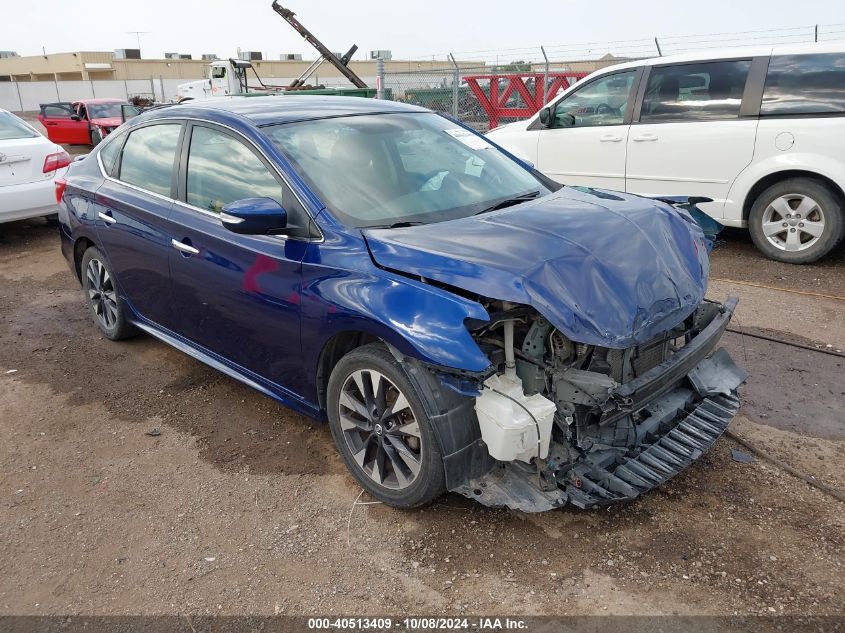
[452, 297, 747, 511]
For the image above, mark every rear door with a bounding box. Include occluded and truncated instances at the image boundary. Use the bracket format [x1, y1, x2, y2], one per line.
[168, 122, 309, 394]
[535, 68, 640, 190]
[625, 59, 761, 219]
[38, 102, 88, 144]
[91, 121, 182, 329]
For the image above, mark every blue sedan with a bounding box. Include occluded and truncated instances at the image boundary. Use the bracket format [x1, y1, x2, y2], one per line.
[57, 96, 745, 511]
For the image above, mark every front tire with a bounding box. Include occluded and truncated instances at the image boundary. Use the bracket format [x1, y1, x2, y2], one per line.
[90, 127, 103, 147]
[748, 178, 844, 264]
[80, 247, 137, 340]
[327, 343, 446, 508]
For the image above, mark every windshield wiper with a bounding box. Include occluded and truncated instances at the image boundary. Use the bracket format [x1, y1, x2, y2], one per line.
[475, 190, 541, 215]
[369, 220, 426, 229]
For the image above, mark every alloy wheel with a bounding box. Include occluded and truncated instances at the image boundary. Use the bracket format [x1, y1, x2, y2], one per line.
[761, 194, 826, 252]
[86, 258, 118, 330]
[338, 369, 423, 490]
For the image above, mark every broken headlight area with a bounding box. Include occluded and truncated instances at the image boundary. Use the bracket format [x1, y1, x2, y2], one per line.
[450, 297, 747, 512]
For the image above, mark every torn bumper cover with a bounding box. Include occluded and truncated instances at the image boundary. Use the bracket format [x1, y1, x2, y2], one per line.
[453, 298, 747, 512]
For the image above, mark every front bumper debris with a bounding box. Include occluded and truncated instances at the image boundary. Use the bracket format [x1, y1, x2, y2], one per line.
[453, 298, 747, 512]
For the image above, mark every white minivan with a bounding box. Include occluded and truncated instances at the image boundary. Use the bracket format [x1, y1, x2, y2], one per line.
[487, 43, 845, 263]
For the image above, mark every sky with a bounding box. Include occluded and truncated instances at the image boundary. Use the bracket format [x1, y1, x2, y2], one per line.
[2, 0, 844, 63]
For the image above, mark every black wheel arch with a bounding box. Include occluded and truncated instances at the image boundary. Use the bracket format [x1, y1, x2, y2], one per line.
[743, 170, 845, 222]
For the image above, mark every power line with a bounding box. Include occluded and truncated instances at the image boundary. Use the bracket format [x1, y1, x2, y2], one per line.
[414, 22, 844, 63]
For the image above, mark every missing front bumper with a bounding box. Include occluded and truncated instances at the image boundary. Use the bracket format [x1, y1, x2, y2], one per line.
[452, 298, 748, 512]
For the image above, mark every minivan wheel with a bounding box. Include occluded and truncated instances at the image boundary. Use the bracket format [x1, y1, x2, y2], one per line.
[80, 247, 137, 340]
[749, 178, 844, 264]
[326, 343, 446, 508]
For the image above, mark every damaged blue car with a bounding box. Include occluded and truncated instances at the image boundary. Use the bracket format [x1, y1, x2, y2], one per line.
[57, 96, 746, 511]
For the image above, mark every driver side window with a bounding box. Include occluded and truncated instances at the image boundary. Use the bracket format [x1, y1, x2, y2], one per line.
[553, 70, 637, 128]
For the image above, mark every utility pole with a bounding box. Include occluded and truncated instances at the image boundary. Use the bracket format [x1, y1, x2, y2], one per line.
[126, 31, 151, 52]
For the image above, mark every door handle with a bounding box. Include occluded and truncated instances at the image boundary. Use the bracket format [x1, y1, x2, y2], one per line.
[599, 134, 622, 143]
[171, 239, 199, 255]
[633, 134, 658, 142]
[98, 211, 116, 225]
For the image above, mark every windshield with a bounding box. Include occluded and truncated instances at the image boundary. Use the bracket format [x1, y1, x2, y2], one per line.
[265, 113, 552, 228]
[0, 112, 39, 140]
[88, 103, 127, 119]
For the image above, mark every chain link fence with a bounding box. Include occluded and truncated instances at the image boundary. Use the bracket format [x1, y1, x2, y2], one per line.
[380, 63, 610, 130]
[382, 66, 490, 130]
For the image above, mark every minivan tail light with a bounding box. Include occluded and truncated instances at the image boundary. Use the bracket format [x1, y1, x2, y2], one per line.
[43, 150, 71, 173]
[55, 178, 67, 204]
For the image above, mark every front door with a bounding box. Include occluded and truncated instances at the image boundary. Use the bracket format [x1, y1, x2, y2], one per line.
[536, 69, 639, 190]
[91, 122, 183, 329]
[625, 59, 759, 219]
[38, 102, 89, 144]
[168, 123, 308, 396]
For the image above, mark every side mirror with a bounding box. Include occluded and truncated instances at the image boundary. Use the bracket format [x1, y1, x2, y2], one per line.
[220, 197, 288, 235]
[70, 114, 81, 121]
[538, 107, 551, 127]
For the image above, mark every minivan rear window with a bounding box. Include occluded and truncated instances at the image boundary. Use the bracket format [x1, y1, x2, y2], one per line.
[761, 53, 845, 115]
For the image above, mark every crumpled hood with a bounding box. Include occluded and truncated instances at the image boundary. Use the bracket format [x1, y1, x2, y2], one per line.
[90, 116, 122, 128]
[363, 187, 711, 349]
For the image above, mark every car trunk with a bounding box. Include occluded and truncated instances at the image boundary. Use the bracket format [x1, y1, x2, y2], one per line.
[0, 137, 56, 187]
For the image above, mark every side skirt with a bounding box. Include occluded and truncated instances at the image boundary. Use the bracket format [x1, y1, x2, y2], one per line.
[130, 316, 322, 421]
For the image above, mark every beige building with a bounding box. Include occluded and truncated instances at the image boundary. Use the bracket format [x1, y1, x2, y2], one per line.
[0, 51, 484, 83]
[0, 50, 629, 83]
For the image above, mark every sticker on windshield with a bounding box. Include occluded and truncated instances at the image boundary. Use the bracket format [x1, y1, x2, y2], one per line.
[444, 128, 493, 150]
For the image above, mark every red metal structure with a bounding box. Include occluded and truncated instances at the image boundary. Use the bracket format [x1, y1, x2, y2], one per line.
[464, 71, 589, 129]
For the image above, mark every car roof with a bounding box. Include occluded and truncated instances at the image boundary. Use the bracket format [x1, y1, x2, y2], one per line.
[155, 95, 428, 126]
[590, 40, 845, 74]
[76, 98, 128, 105]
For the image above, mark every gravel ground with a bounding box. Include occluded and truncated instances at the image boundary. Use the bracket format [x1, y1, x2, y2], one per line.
[0, 219, 843, 618]
[2, 115, 844, 617]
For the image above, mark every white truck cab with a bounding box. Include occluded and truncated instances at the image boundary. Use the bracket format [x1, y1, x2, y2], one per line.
[177, 60, 255, 101]
[488, 42, 845, 263]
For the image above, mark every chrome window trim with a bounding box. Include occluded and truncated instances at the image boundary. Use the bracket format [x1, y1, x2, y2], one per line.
[95, 116, 324, 243]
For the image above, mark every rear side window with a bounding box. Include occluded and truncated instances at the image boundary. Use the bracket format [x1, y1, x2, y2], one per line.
[185, 125, 285, 214]
[640, 60, 751, 123]
[0, 112, 38, 140]
[761, 53, 845, 115]
[98, 131, 126, 177]
[118, 124, 181, 197]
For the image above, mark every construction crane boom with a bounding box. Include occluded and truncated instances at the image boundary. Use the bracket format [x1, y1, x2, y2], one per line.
[271, 2, 368, 89]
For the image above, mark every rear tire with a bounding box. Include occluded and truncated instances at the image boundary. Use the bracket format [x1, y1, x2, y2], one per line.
[80, 247, 138, 341]
[748, 178, 844, 264]
[326, 343, 446, 508]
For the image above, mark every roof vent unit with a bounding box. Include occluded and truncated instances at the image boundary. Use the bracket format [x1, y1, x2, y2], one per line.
[0, 51, 20, 59]
[114, 48, 141, 60]
[280, 53, 303, 61]
[370, 50, 392, 60]
[238, 51, 263, 61]
[201, 54, 218, 61]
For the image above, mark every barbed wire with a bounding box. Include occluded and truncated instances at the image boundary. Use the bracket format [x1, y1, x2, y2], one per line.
[410, 22, 845, 64]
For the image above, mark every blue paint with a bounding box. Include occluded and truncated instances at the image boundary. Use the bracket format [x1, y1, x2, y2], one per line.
[59, 96, 712, 420]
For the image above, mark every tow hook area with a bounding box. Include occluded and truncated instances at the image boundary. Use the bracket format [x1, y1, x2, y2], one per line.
[450, 297, 746, 512]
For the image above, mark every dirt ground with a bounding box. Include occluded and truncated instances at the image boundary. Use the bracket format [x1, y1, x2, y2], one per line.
[0, 217, 843, 619]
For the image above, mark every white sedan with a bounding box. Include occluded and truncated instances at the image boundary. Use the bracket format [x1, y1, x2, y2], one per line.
[1, 108, 70, 225]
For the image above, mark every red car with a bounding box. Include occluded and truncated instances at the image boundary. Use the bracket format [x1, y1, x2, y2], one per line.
[37, 98, 138, 147]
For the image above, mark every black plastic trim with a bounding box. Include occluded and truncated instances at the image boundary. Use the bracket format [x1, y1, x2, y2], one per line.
[599, 297, 738, 425]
